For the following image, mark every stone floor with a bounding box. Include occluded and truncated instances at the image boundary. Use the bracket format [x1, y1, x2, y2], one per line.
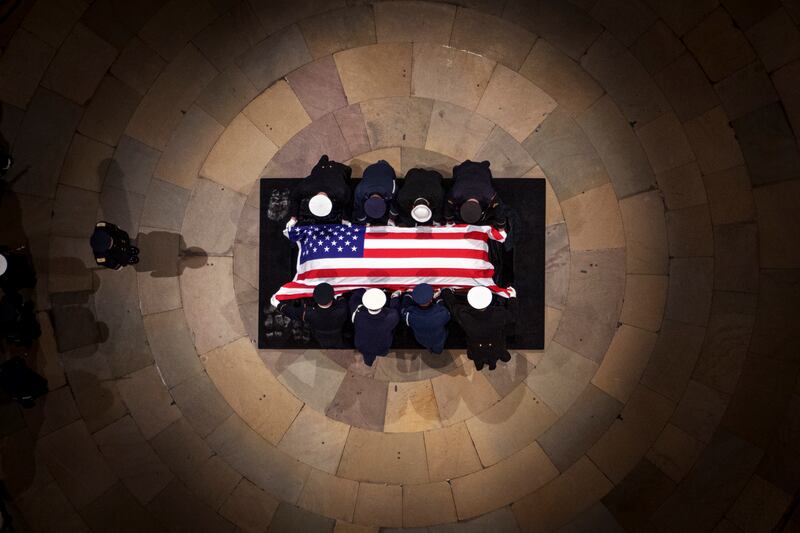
[0, 0, 799, 531]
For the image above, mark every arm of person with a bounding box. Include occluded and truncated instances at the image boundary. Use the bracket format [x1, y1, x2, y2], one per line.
[278, 300, 305, 322]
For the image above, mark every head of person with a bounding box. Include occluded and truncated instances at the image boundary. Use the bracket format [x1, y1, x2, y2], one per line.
[412, 283, 434, 307]
[460, 199, 482, 224]
[309, 192, 333, 218]
[313, 283, 335, 308]
[411, 198, 432, 224]
[467, 286, 492, 311]
[0, 253, 7, 278]
[362, 288, 386, 315]
[90, 229, 113, 254]
[364, 193, 386, 220]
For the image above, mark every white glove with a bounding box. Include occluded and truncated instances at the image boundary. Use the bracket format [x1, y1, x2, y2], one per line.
[341, 219, 352, 226]
[285, 217, 297, 230]
[387, 219, 396, 227]
[391, 290, 402, 298]
[433, 288, 441, 299]
[506, 286, 517, 298]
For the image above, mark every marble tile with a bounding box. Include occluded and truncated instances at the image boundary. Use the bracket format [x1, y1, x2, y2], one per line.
[0, 29, 55, 108]
[47, 237, 94, 294]
[728, 475, 793, 533]
[267, 349, 348, 412]
[243, 80, 312, 147]
[196, 65, 259, 127]
[115, 365, 180, 440]
[671, 379, 729, 443]
[641, 319, 706, 402]
[191, 10, 253, 73]
[512, 456, 614, 533]
[722, 0, 781, 29]
[334, 104, 372, 156]
[450, 442, 558, 520]
[146, 479, 236, 533]
[631, 21, 686, 75]
[636, 112, 695, 174]
[20, 0, 87, 47]
[97, 185, 146, 236]
[450, 8, 536, 70]
[104, 135, 160, 195]
[653, 53, 720, 122]
[278, 404, 350, 474]
[555, 503, 626, 533]
[169, 371, 232, 437]
[298, 469, 359, 522]
[384, 379, 442, 432]
[51, 184, 99, 237]
[16, 481, 90, 532]
[361, 96, 433, 149]
[620, 275, 668, 332]
[561, 183, 624, 251]
[402, 481, 458, 527]
[682, 107, 743, 178]
[400, 147, 459, 176]
[754, 180, 800, 269]
[715, 62, 778, 120]
[337, 427, 429, 484]
[590, 0, 657, 46]
[77, 76, 140, 149]
[554, 249, 626, 362]
[481, 351, 534, 398]
[476, 64, 557, 143]
[424, 422, 482, 482]
[592, 325, 658, 402]
[576, 95, 655, 199]
[537, 384, 623, 472]
[714, 223, 759, 292]
[655, 161, 707, 211]
[425, 100, 495, 162]
[431, 366, 500, 426]
[58, 134, 112, 193]
[772, 60, 800, 137]
[204, 337, 302, 444]
[299, 5, 376, 59]
[602, 459, 676, 532]
[138, 0, 216, 61]
[264, 114, 352, 177]
[733, 102, 800, 186]
[219, 478, 279, 533]
[702, 165, 755, 225]
[353, 482, 402, 528]
[684, 8, 756, 82]
[411, 43, 496, 111]
[110, 37, 166, 96]
[750, 269, 800, 364]
[325, 371, 388, 431]
[666, 205, 714, 258]
[525, 341, 597, 416]
[581, 32, 668, 127]
[474, 127, 536, 177]
[618, 190, 668, 274]
[80, 482, 159, 533]
[142, 308, 203, 388]
[154, 106, 223, 190]
[334, 43, 411, 104]
[287, 56, 349, 121]
[374, 1, 456, 44]
[665, 257, 714, 327]
[93, 415, 173, 505]
[181, 178, 246, 254]
[646, 423, 703, 482]
[22, 385, 79, 438]
[139, 180, 191, 233]
[347, 148, 402, 178]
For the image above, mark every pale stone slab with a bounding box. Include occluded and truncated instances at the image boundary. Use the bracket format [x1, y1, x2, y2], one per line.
[16, 481, 90, 532]
[556, 503, 626, 533]
[111, 37, 166, 96]
[703, 165, 755, 225]
[155, 106, 223, 190]
[683, 106, 744, 175]
[576, 95, 655, 199]
[684, 8, 756, 82]
[51, 184, 99, 237]
[190, 10, 253, 72]
[384, 379, 442, 432]
[195, 69, 258, 134]
[138, 0, 216, 61]
[620, 275, 668, 332]
[181, 178, 246, 254]
[104, 134, 160, 195]
[525, 341, 598, 416]
[746, 8, 800, 71]
[592, 325, 658, 403]
[298, 469, 359, 522]
[646, 423, 703, 482]
[424, 422, 483, 482]
[431, 366, 500, 426]
[81, 483, 160, 532]
[425, 100, 494, 162]
[655, 161, 707, 211]
[21, 0, 87, 47]
[143, 308, 203, 388]
[347, 148, 402, 178]
[146, 479, 237, 533]
[466, 382, 558, 466]
[714, 61, 778, 120]
[59, 133, 113, 192]
[728, 475, 793, 533]
[618, 190, 669, 274]
[243, 80, 312, 147]
[545, 222, 568, 310]
[268, 349, 347, 412]
[476, 64, 556, 142]
[335, 43, 412, 104]
[374, 1, 456, 44]
[402, 481, 458, 527]
[665, 257, 714, 327]
[299, 5, 376, 59]
[450, 8, 536, 70]
[666, 205, 714, 258]
[474, 126, 536, 177]
[337, 427, 429, 484]
[636, 112, 695, 174]
[287, 56, 349, 121]
[140, 179, 191, 233]
[411, 43, 496, 111]
[671, 380, 728, 443]
[641, 319, 706, 402]
[116, 365, 181, 440]
[451, 442, 558, 520]
[361, 96, 433, 149]
[602, 459, 675, 531]
[353, 482, 402, 528]
[754, 179, 800, 268]
[773, 60, 800, 137]
[201, 114, 278, 193]
[561, 183, 624, 251]
[264, 114, 352, 177]
[0, 29, 55, 108]
[334, 104, 372, 158]
[278, 405, 350, 474]
[732, 102, 800, 186]
[77, 75, 141, 148]
[97, 186, 146, 237]
[126, 44, 217, 151]
[653, 53, 720, 122]
[325, 370, 388, 431]
[22, 385, 80, 438]
[631, 21, 686, 75]
[590, 0, 657, 46]
[219, 478, 279, 533]
[47, 236, 94, 293]
[204, 337, 302, 444]
[512, 456, 614, 533]
[169, 371, 232, 438]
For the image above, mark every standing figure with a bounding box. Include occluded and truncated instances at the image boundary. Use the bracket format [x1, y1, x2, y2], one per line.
[277, 282, 349, 348]
[349, 288, 400, 366]
[0, 249, 36, 294]
[444, 160, 507, 229]
[90, 221, 139, 269]
[287, 155, 352, 229]
[443, 286, 517, 371]
[394, 168, 445, 226]
[353, 160, 397, 225]
[401, 283, 450, 354]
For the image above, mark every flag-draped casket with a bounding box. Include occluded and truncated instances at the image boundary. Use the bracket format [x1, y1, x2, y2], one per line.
[270, 224, 512, 305]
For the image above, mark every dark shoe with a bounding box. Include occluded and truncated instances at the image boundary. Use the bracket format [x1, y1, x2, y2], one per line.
[128, 256, 139, 265]
[130, 246, 140, 255]
[499, 351, 511, 363]
[474, 360, 484, 371]
[488, 361, 497, 371]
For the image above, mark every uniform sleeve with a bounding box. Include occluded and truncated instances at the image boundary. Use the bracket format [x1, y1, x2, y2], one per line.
[279, 300, 305, 321]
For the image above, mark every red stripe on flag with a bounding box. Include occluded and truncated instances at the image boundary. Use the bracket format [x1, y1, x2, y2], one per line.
[365, 231, 488, 241]
[363, 248, 489, 260]
[297, 267, 496, 280]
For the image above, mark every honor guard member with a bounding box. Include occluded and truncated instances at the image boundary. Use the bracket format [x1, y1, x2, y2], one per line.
[90, 221, 139, 269]
[353, 160, 398, 225]
[444, 160, 507, 229]
[394, 168, 445, 226]
[401, 283, 450, 354]
[0, 250, 37, 294]
[443, 286, 517, 371]
[349, 288, 401, 366]
[0, 148, 12, 178]
[287, 155, 353, 229]
[277, 283, 349, 348]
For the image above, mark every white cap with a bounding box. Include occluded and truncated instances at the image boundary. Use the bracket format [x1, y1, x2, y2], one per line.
[411, 204, 432, 223]
[309, 193, 333, 217]
[362, 288, 386, 311]
[467, 286, 492, 310]
[0, 254, 6, 277]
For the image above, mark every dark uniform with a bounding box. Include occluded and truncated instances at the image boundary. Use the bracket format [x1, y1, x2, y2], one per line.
[401, 293, 450, 353]
[443, 288, 517, 370]
[349, 288, 400, 365]
[0, 292, 41, 347]
[444, 160, 507, 229]
[0, 148, 12, 178]
[353, 160, 397, 225]
[289, 155, 352, 225]
[0, 250, 37, 294]
[90, 222, 139, 269]
[278, 297, 349, 348]
[394, 168, 445, 226]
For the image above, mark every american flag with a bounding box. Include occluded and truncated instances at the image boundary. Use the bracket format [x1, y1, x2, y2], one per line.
[270, 224, 513, 305]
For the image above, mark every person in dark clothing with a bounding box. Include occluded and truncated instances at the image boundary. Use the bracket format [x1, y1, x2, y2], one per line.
[401, 283, 450, 354]
[443, 286, 517, 371]
[0, 356, 48, 408]
[394, 168, 445, 226]
[0, 292, 41, 347]
[0, 148, 12, 178]
[444, 160, 507, 229]
[90, 221, 139, 269]
[349, 288, 400, 366]
[353, 160, 397, 225]
[287, 155, 353, 228]
[0, 249, 37, 294]
[277, 283, 349, 348]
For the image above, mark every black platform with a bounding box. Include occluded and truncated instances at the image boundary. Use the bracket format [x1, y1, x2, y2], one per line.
[258, 178, 545, 350]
